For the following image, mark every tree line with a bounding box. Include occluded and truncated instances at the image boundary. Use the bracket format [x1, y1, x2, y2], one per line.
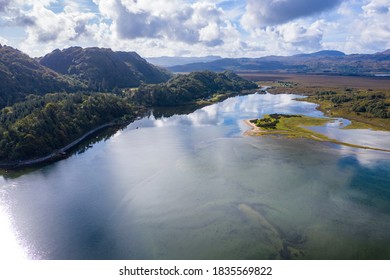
[0, 92, 140, 161]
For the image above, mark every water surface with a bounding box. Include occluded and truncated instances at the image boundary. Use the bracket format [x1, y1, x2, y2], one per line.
[1, 93, 390, 259]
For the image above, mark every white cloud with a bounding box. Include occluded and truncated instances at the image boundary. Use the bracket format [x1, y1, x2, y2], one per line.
[0, 0, 11, 12]
[17, 1, 96, 55]
[358, 0, 390, 50]
[0, 35, 8, 44]
[328, 0, 390, 53]
[0, 0, 389, 58]
[241, 0, 343, 30]
[92, 0, 230, 47]
[280, 20, 328, 51]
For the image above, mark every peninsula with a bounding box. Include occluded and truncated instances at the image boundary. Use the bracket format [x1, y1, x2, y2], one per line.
[244, 114, 390, 152]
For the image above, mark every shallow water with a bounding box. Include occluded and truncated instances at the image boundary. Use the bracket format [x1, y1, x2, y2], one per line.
[1, 93, 390, 259]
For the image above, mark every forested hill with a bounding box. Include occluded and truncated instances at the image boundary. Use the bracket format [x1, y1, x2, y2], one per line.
[0, 44, 83, 108]
[131, 70, 258, 106]
[0, 92, 140, 162]
[39, 47, 172, 91]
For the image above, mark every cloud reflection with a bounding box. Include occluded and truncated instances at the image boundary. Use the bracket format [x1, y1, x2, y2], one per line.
[336, 145, 390, 169]
[149, 93, 324, 129]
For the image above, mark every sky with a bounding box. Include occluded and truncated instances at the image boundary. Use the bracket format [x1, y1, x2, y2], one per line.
[0, 0, 389, 58]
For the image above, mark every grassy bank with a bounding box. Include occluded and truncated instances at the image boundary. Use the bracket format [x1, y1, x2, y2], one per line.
[238, 73, 390, 131]
[245, 114, 390, 152]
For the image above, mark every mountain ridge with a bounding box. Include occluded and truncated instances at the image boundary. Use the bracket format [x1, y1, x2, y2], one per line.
[146, 55, 223, 67]
[168, 49, 390, 75]
[0, 44, 84, 107]
[39, 46, 172, 91]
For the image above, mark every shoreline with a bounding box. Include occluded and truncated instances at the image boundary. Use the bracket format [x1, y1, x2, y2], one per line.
[243, 119, 390, 153]
[0, 122, 125, 170]
[0, 90, 257, 171]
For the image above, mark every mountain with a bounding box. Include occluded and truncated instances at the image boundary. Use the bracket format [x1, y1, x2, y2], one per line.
[146, 56, 222, 67]
[131, 70, 258, 106]
[293, 50, 346, 58]
[39, 47, 172, 91]
[168, 50, 390, 75]
[0, 44, 83, 108]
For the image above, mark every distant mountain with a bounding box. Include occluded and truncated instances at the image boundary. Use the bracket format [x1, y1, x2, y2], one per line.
[0, 44, 82, 107]
[378, 49, 390, 55]
[39, 47, 172, 91]
[294, 50, 346, 58]
[146, 56, 222, 67]
[168, 50, 390, 76]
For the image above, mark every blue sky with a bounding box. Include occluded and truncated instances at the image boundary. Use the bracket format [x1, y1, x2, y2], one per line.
[0, 0, 389, 57]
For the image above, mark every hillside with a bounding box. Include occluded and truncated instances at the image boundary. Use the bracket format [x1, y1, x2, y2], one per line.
[0, 44, 83, 108]
[168, 50, 390, 75]
[39, 47, 172, 91]
[0, 92, 141, 162]
[131, 70, 258, 106]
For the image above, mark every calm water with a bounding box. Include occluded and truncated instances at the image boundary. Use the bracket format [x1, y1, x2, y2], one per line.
[1, 93, 390, 260]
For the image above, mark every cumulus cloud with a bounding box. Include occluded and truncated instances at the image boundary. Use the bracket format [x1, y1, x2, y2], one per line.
[241, 0, 343, 29]
[363, 0, 390, 14]
[93, 0, 229, 46]
[332, 0, 390, 53]
[11, 1, 97, 55]
[24, 2, 95, 43]
[1, 0, 389, 58]
[276, 20, 325, 51]
[0, 0, 10, 12]
[358, 0, 390, 50]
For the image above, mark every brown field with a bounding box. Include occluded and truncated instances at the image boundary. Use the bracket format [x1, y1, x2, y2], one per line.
[237, 72, 390, 131]
[238, 72, 390, 89]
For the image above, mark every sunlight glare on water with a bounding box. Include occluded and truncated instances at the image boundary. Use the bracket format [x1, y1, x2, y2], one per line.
[0, 199, 28, 260]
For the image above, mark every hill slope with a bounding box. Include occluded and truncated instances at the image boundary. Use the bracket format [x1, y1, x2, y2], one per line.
[0, 44, 82, 107]
[131, 70, 258, 106]
[39, 47, 172, 91]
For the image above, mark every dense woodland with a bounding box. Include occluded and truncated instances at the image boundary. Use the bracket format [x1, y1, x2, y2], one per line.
[250, 114, 302, 129]
[0, 46, 257, 163]
[0, 93, 140, 161]
[39, 47, 172, 91]
[1, 43, 389, 164]
[0, 45, 84, 108]
[310, 90, 390, 119]
[132, 70, 258, 106]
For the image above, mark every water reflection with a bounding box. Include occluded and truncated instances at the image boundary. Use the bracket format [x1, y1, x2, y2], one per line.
[1, 93, 390, 259]
[337, 145, 390, 168]
[146, 93, 322, 129]
[0, 182, 29, 260]
[310, 126, 390, 151]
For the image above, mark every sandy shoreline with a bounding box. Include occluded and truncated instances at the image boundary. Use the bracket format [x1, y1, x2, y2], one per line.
[243, 119, 285, 136]
[242, 119, 390, 152]
[243, 119, 267, 136]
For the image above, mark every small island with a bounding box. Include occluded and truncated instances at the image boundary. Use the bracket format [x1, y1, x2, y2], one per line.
[244, 114, 390, 152]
